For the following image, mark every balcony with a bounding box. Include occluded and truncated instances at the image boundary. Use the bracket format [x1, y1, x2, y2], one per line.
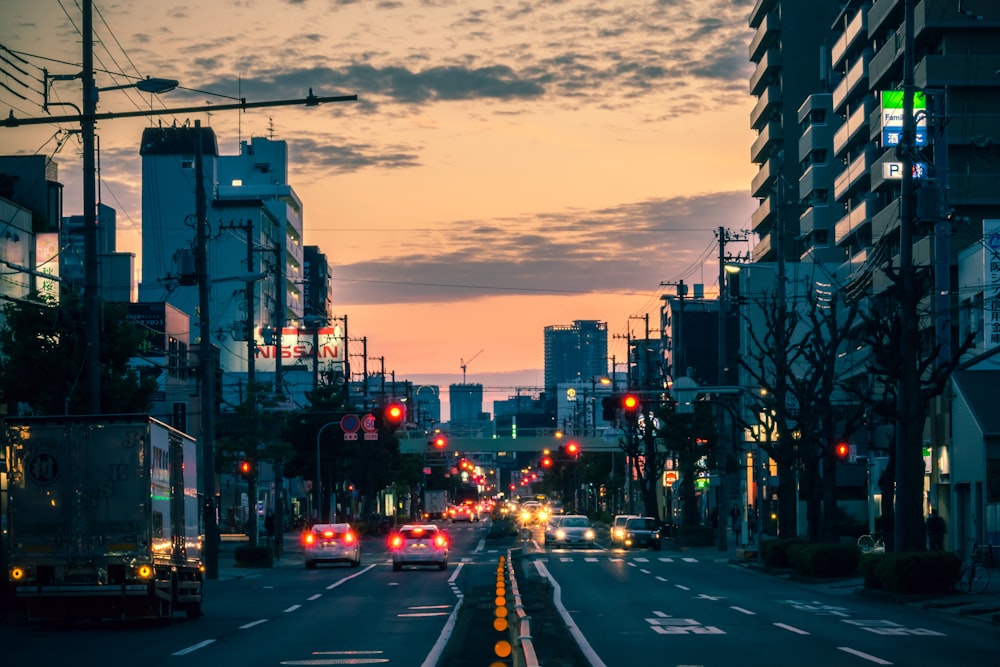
[799, 120, 833, 163]
[832, 54, 871, 111]
[870, 199, 900, 241]
[749, 0, 778, 29]
[751, 193, 775, 232]
[749, 11, 779, 62]
[833, 98, 875, 158]
[749, 48, 781, 96]
[916, 0, 1000, 34]
[799, 163, 832, 201]
[868, 29, 904, 92]
[751, 160, 776, 199]
[833, 144, 876, 201]
[750, 85, 782, 130]
[915, 54, 1000, 88]
[868, 0, 903, 39]
[751, 232, 773, 262]
[831, 8, 869, 69]
[834, 194, 877, 245]
[751, 120, 782, 164]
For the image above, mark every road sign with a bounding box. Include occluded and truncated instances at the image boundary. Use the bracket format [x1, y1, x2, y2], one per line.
[341, 413, 360, 441]
[664, 470, 679, 486]
[362, 413, 378, 440]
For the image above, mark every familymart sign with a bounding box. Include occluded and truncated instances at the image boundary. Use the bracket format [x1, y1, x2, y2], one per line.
[881, 90, 927, 147]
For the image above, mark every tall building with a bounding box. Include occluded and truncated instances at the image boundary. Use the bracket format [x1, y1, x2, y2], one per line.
[450, 383, 484, 425]
[139, 128, 310, 406]
[748, 0, 842, 261]
[543, 320, 608, 394]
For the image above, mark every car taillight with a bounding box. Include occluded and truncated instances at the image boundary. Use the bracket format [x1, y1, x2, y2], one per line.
[390, 535, 403, 549]
[434, 535, 447, 548]
[323, 530, 334, 539]
[343, 532, 355, 544]
[303, 532, 316, 546]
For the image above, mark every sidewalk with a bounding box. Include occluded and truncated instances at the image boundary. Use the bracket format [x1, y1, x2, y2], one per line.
[663, 538, 1000, 626]
[216, 533, 303, 580]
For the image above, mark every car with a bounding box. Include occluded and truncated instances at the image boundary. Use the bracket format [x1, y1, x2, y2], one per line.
[390, 524, 449, 571]
[622, 516, 662, 550]
[610, 514, 639, 546]
[452, 503, 479, 522]
[302, 523, 361, 568]
[544, 514, 595, 548]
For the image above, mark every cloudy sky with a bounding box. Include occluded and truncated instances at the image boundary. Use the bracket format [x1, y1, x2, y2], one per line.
[1, 0, 758, 414]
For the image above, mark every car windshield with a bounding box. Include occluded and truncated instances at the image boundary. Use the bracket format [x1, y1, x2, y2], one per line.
[561, 517, 589, 528]
[626, 518, 656, 530]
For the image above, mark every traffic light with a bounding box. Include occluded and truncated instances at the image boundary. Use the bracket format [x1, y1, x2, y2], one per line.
[383, 402, 405, 430]
[540, 455, 553, 468]
[430, 434, 447, 449]
[239, 460, 252, 479]
[622, 393, 641, 421]
[565, 441, 580, 458]
[602, 395, 618, 421]
[834, 442, 850, 461]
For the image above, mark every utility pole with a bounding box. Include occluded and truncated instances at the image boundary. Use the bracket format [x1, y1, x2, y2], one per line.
[81, 0, 100, 414]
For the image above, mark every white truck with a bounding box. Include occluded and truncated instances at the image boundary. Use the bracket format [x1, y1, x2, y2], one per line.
[4, 415, 204, 621]
[423, 489, 450, 520]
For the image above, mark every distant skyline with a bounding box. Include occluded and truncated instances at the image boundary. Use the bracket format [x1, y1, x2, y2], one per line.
[0, 1, 759, 413]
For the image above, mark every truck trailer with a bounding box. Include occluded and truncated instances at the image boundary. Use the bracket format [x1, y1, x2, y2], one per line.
[4, 415, 204, 621]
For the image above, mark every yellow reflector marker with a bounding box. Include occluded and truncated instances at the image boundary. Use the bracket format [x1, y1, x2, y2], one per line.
[494, 640, 512, 658]
[493, 617, 508, 632]
[494, 605, 508, 618]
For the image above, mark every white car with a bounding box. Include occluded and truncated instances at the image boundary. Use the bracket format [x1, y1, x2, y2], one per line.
[545, 515, 595, 548]
[390, 524, 449, 571]
[302, 523, 361, 569]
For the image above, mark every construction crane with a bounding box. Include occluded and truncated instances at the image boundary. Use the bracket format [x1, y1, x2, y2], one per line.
[460, 349, 484, 384]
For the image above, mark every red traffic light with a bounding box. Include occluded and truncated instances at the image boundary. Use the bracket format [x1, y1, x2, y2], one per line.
[385, 403, 404, 424]
[566, 442, 579, 457]
[540, 456, 553, 468]
[239, 460, 251, 477]
[431, 435, 447, 449]
[834, 442, 850, 460]
[622, 394, 640, 410]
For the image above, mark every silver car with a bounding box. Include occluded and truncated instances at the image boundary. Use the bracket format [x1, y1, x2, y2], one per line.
[302, 523, 361, 568]
[390, 524, 449, 571]
[545, 514, 595, 548]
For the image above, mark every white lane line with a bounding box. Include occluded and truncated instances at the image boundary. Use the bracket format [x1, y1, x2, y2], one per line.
[674, 584, 690, 591]
[640, 569, 651, 574]
[172, 639, 215, 655]
[307, 594, 322, 600]
[326, 563, 376, 590]
[285, 605, 302, 613]
[731, 606, 755, 615]
[655, 576, 668, 582]
[774, 623, 810, 635]
[419, 565, 465, 667]
[240, 619, 268, 629]
[837, 647, 893, 665]
[584, 557, 599, 562]
[533, 560, 609, 667]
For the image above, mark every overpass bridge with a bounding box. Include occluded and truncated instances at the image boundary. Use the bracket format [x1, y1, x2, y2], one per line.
[396, 428, 625, 455]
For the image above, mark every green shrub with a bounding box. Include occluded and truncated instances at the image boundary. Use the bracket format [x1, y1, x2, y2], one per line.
[234, 544, 273, 568]
[873, 551, 961, 594]
[760, 537, 809, 568]
[673, 525, 715, 547]
[787, 543, 860, 578]
[858, 553, 887, 589]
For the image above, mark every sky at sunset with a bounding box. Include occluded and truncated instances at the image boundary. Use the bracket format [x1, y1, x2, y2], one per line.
[1, 0, 760, 415]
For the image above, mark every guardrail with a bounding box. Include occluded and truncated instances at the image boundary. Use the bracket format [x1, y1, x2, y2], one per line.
[506, 548, 539, 667]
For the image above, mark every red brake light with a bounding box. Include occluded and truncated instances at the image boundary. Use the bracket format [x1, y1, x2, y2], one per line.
[390, 535, 403, 549]
[343, 532, 355, 544]
[303, 532, 316, 546]
[412, 527, 424, 536]
[434, 535, 447, 548]
[323, 530, 334, 539]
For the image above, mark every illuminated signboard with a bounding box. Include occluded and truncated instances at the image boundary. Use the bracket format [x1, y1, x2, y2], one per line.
[881, 90, 927, 147]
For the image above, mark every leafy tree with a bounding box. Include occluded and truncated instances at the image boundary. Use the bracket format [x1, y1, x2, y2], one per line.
[656, 400, 718, 528]
[0, 292, 157, 415]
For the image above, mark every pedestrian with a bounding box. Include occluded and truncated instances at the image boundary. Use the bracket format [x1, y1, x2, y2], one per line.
[730, 504, 741, 540]
[926, 509, 946, 550]
[264, 512, 275, 547]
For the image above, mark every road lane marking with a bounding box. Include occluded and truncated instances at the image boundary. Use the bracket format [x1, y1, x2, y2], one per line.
[634, 557, 650, 562]
[585, 557, 599, 562]
[674, 584, 691, 591]
[774, 623, 809, 634]
[731, 606, 755, 615]
[285, 604, 302, 612]
[837, 647, 893, 665]
[172, 640, 216, 655]
[655, 576, 668, 582]
[326, 563, 376, 590]
[640, 569, 651, 574]
[240, 619, 269, 629]
[308, 594, 322, 600]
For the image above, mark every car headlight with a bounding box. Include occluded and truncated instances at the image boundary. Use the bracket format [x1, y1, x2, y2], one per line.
[555, 529, 566, 540]
[585, 529, 595, 540]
